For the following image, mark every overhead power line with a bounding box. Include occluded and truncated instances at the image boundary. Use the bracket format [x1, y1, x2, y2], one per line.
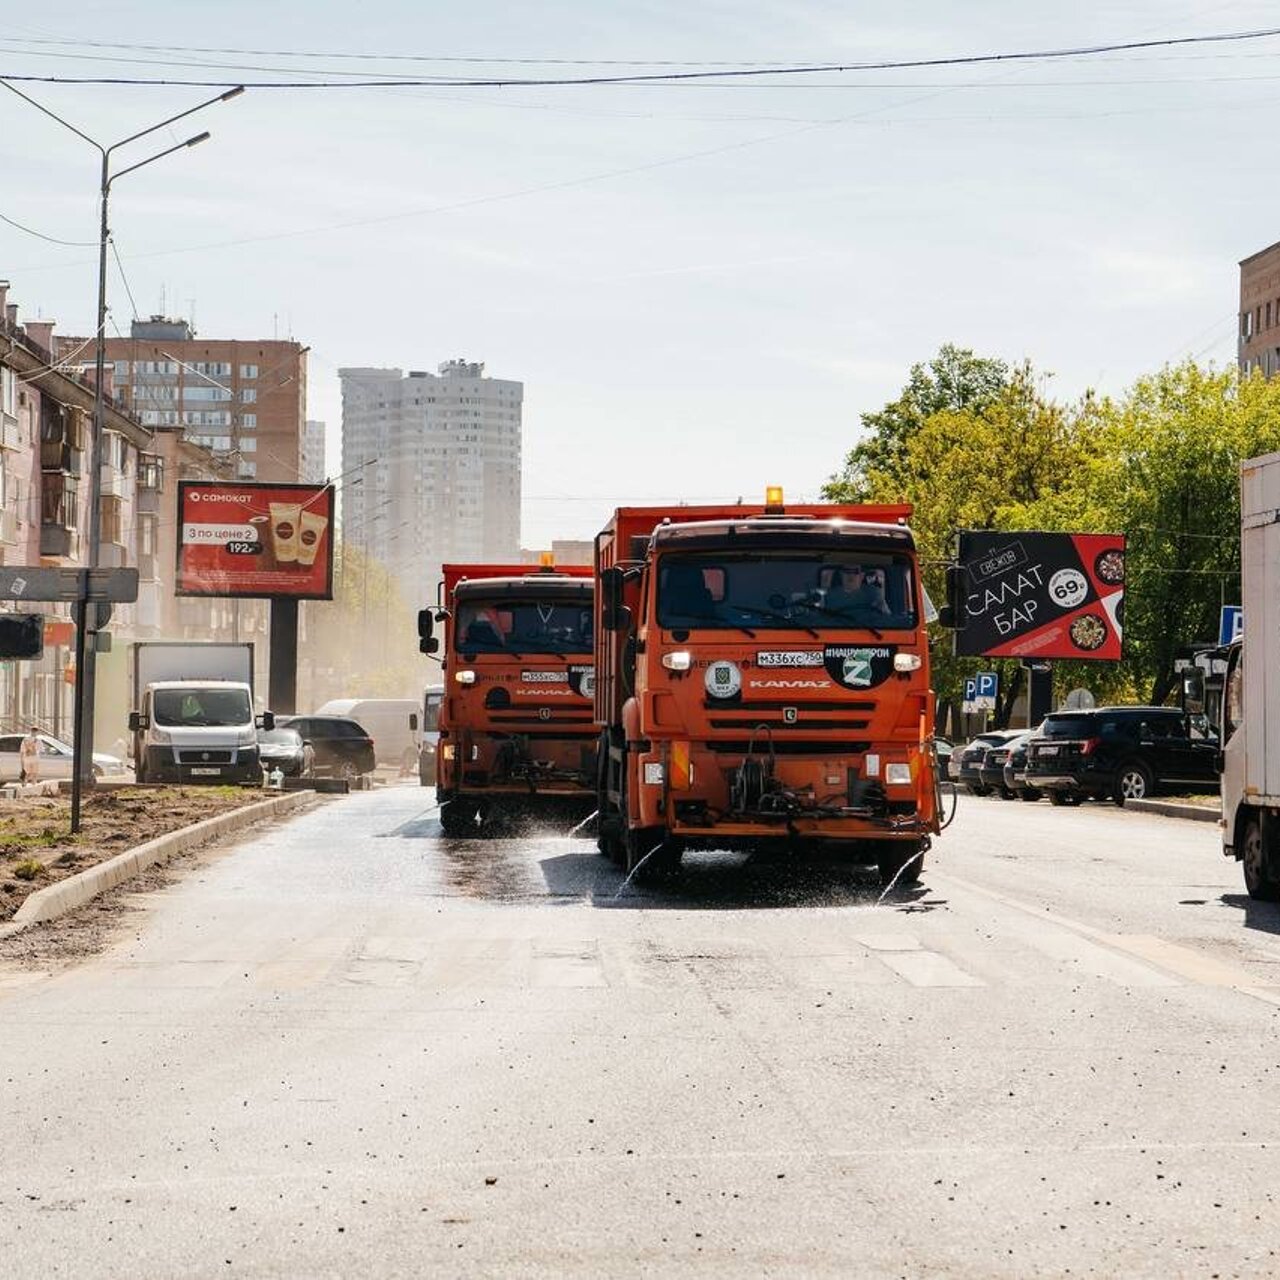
[0, 208, 95, 245]
[1, 25, 1279, 88]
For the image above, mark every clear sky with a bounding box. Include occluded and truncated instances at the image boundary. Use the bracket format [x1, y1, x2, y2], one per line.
[1, 1, 1275, 546]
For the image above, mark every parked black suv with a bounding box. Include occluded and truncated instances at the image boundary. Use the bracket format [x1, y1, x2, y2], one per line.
[1023, 706, 1218, 807]
[277, 716, 375, 780]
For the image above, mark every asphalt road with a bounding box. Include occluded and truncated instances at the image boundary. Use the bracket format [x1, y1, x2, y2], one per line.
[3, 785, 1279, 1277]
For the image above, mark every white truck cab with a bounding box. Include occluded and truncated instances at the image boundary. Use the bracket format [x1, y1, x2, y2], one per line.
[131, 680, 269, 784]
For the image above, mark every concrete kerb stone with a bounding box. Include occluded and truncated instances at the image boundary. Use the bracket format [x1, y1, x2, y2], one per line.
[1126, 798, 1221, 824]
[1, 790, 319, 938]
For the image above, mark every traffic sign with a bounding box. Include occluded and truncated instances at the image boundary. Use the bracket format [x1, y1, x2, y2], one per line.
[0, 567, 138, 604]
[1219, 605, 1243, 647]
[963, 672, 999, 713]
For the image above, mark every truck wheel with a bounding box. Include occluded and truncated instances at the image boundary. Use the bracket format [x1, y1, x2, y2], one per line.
[1242, 818, 1280, 901]
[440, 798, 480, 838]
[1113, 761, 1152, 807]
[878, 841, 926, 888]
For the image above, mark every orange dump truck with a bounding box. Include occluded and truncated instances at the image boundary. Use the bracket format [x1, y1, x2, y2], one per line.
[419, 563, 597, 835]
[594, 493, 940, 882]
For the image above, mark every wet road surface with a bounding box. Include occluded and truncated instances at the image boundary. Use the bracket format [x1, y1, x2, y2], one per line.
[3, 785, 1280, 1276]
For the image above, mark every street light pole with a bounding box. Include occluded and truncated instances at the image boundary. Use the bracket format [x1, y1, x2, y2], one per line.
[0, 80, 244, 831]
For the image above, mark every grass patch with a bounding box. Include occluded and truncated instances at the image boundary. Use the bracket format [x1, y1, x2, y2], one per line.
[12, 859, 45, 882]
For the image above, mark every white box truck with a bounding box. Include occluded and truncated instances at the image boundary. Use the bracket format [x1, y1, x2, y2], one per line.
[127, 642, 271, 785]
[1222, 451, 1280, 897]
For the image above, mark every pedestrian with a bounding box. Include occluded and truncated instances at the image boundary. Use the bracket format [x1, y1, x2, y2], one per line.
[19, 726, 40, 784]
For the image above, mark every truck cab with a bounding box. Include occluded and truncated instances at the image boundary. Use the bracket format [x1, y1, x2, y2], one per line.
[595, 496, 939, 883]
[423, 563, 596, 834]
[131, 679, 267, 784]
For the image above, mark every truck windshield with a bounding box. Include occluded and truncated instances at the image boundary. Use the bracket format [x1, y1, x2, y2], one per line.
[456, 598, 593, 654]
[657, 552, 918, 631]
[153, 688, 252, 727]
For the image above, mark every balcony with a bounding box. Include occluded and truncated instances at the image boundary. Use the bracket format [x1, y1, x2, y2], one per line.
[0, 508, 16, 546]
[99, 465, 128, 498]
[97, 543, 129, 569]
[40, 523, 74, 557]
[137, 486, 161, 515]
[41, 440, 81, 475]
[0, 415, 19, 451]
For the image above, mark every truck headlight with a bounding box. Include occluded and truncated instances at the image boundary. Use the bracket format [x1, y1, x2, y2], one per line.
[238, 728, 256, 747]
[454, 670, 476, 685]
[885, 762, 913, 786]
[662, 651, 692, 671]
[893, 653, 922, 673]
[151, 728, 171, 745]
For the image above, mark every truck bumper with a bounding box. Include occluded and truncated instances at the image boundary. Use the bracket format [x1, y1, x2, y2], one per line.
[143, 745, 261, 784]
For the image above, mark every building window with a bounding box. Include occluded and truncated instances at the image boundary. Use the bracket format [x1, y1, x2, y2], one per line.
[240, 364, 258, 379]
[241, 413, 256, 428]
[239, 437, 257, 452]
[42, 474, 79, 527]
[100, 494, 124, 545]
[138, 453, 164, 491]
[241, 388, 257, 403]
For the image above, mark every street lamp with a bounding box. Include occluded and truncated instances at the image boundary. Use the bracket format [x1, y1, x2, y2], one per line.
[0, 79, 245, 831]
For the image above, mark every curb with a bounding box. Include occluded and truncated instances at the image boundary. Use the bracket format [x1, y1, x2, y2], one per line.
[1126, 798, 1221, 824]
[0, 790, 319, 939]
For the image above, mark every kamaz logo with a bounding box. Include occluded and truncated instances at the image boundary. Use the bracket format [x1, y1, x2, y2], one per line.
[782, 707, 798, 724]
[538, 707, 552, 721]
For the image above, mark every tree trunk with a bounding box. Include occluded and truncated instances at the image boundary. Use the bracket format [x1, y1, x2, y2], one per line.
[995, 666, 1024, 729]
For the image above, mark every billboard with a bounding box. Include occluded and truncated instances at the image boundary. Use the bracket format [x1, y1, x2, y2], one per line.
[176, 482, 335, 599]
[953, 531, 1124, 661]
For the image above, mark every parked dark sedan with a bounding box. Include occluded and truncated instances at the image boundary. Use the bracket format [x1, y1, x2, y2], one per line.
[980, 731, 1033, 799]
[1002, 732, 1043, 801]
[276, 715, 375, 780]
[257, 727, 314, 779]
[953, 730, 1023, 796]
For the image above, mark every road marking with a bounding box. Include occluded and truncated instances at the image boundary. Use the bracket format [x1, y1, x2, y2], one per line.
[934, 869, 1280, 1007]
[876, 949, 984, 987]
[854, 931, 922, 952]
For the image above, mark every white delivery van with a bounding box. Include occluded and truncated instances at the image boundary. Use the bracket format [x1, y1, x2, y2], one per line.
[128, 643, 271, 784]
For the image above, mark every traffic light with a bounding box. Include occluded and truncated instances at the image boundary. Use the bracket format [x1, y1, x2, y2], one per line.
[0, 614, 44, 660]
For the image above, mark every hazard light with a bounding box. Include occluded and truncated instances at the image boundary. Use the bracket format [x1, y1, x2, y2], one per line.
[539, 550, 555, 569]
[662, 651, 692, 671]
[765, 485, 785, 514]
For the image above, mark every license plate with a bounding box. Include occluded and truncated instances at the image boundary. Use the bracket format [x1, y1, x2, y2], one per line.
[189, 767, 222, 776]
[1038, 745, 1058, 756]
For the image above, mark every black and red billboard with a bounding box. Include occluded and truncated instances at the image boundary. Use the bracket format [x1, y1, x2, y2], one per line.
[953, 531, 1125, 661]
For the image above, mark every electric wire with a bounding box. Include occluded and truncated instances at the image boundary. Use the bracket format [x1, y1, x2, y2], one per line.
[0, 208, 95, 246]
[1, 25, 1279, 88]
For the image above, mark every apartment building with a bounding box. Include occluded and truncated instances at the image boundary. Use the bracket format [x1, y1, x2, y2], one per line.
[338, 359, 522, 604]
[57, 317, 307, 483]
[1, 285, 265, 740]
[1240, 240, 1280, 375]
[301, 418, 327, 483]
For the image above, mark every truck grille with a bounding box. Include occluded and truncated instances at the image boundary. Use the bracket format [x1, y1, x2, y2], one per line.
[177, 750, 233, 764]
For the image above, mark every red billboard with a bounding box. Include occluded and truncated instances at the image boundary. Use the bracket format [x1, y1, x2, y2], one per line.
[176, 482, 335, 599]
[953, 530, 1125, 661]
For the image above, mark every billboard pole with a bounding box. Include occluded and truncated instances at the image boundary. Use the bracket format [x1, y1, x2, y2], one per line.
[269, 599, 298, 715]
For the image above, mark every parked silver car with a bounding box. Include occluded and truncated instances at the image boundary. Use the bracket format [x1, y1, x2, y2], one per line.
[0, 732, 128, 782]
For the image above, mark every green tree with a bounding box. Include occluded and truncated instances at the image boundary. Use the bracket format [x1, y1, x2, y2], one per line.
[1079, 363, 1280, 704]
[823, 344, 1009, 501]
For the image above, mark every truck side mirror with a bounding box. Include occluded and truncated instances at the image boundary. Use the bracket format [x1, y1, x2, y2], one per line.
[601, 566, 631, 632]
[409, 713, 419, 731]
[257, 711, 275, 732]
[128, 711, 144, 732]
[937, 564, 966, 631]
[417, 609, 439, 654]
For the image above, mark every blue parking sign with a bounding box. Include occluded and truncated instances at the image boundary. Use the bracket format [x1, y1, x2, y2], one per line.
[964, 677, 977, 703]
[976, 672, 998, 699]
[1219, 606, 1242, 646]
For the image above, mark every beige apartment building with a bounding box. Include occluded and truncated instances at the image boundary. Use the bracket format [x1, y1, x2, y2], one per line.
[58, 317, 307, 483]
[1, 284, 265, 741]
[1240, 240, 1280, 376]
